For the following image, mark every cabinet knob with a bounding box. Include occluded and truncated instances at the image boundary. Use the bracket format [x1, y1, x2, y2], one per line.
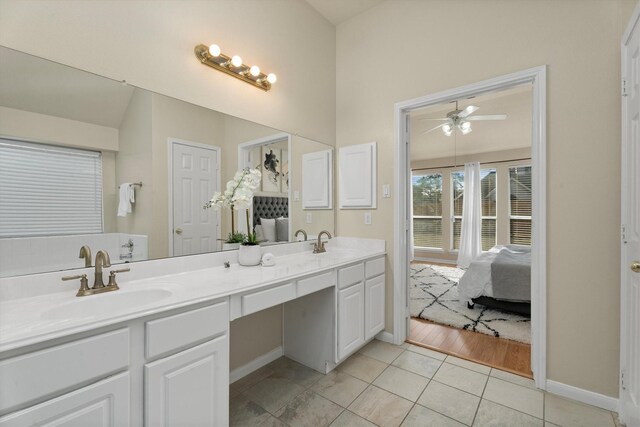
[631, 261, 640, 273]
[175, 228, 183, 235]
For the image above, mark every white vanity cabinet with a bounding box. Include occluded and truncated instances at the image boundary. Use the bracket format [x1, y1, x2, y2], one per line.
[144, 301, 229, 427]
[336, 256, 385, 361]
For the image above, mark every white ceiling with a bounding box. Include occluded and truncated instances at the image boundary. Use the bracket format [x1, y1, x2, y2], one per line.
[410, 85, 533, 161]
[304, 0, 384, 25]
[0, 47, 134, 129]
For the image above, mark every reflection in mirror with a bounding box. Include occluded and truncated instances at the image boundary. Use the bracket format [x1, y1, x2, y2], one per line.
[0, 47, 335, 277]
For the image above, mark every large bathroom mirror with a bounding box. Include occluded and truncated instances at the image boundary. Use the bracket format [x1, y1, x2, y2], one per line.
[0, 46, 335, 277]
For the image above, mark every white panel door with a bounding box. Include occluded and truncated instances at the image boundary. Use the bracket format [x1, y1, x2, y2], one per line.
[145, 335, 229, 427]
[172, 142, 219, 256]
[365, 274, 385, 340]
[339, 142, 376, 209]
[621, 6, 640, 426]
[0, 373, 129, 427]
[337, 282, 365, 361]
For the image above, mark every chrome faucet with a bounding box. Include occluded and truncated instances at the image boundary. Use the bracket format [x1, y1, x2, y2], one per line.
[313, 230, 332, 254]
[79, 245, 92, 268]
[294, 229, 308, 241]
[93, 250, 112, 288]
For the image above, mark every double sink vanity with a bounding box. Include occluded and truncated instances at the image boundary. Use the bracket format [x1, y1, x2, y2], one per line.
[0, 237, 386, 426]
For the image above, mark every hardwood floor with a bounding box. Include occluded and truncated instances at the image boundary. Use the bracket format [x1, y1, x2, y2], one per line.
[407, 317, 532, 378]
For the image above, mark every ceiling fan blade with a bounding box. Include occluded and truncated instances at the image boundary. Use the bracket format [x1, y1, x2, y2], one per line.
[458, 105, 479, 118]
[421, 123, 446, 134]
[467, 114, 507, 121]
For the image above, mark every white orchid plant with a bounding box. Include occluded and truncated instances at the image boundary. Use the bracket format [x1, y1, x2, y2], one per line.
[204, 168, 261, 244]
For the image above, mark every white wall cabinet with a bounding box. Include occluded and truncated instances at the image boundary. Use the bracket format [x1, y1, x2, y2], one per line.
[339, 142, 377, 209]
[302, 149, 333, 209]
[145, 335, 229, 427]
[0, 373, 130, 427]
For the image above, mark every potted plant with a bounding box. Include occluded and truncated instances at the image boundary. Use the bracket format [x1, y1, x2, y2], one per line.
[204, 168, 261, 256]
[238, 211, 262, 266]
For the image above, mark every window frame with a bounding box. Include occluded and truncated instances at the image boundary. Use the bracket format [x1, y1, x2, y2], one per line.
[411, 171, 444, 250]
[508, 164, 532, 245]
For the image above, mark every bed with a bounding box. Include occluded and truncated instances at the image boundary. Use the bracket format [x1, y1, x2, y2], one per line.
[458, 244, 531, 316]
[252, 196, 289, 244]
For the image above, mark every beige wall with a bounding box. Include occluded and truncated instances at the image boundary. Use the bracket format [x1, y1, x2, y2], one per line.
[336, 0, 637, 397]
[0, 0, 336, 145]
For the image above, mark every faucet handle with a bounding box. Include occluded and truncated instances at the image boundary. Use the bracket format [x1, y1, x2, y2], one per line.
[62, 274, 90, 296]
[107, 268, 130, 289]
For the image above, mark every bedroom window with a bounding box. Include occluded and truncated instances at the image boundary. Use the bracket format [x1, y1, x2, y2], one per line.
[412, 173, 443, 248]
[0, 138, 103, 237]
[509, 166, 532, 245]
[451, 169, 497, 251]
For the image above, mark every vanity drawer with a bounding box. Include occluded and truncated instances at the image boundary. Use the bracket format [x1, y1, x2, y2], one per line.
[0, 328, 129, 414]
[146, 300, 228, 359]
[242, 282, 296, 315]
[338, 263, 364, 289]
[298, 271, 336, 297]
[365, 257, 385, 279]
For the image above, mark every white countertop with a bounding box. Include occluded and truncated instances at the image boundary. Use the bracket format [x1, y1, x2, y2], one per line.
[0, 238, 385, 353]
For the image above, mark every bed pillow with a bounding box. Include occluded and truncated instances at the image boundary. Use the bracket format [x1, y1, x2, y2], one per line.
[275, 218, 289, 242]
[260, 218, 277, 242]
[254, 224, 265, 242]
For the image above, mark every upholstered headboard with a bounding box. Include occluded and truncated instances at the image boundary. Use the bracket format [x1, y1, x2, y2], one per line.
[253, 196, 289, 228]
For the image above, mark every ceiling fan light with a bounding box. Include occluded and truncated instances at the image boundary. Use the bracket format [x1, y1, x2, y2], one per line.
[460, 121, 472, 134]
[442, 123, 453, 136]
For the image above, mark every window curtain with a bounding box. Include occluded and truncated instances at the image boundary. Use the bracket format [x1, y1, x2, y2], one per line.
[457, 162, 482, 268]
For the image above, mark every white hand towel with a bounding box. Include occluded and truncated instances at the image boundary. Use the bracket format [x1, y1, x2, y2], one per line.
[118, 183, 133, 217]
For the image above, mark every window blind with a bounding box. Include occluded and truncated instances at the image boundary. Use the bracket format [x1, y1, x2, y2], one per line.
[0, 138, 103, 237]
[509, 166, 532, 245]
[412, 173, 443, 248]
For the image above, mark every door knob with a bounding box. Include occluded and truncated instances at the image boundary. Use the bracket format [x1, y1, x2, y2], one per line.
[175, 228, 183, 235]
[632, 261, 640, 273]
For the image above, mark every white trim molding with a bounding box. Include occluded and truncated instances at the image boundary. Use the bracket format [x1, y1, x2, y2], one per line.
[546, 380, 618, 412]
[393, 66, 547, 389]
[229, 346, 284, 384]
[375, 331, 395, 344]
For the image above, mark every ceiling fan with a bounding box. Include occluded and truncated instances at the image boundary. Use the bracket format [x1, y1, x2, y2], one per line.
[421, 100, 507, 136]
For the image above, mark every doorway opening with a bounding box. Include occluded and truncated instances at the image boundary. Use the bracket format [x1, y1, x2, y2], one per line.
[393, 67, 547, 387]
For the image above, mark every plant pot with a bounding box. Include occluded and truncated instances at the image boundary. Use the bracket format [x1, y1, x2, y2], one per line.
[238, 244, 261, 266]
[222, 242, 241, 251]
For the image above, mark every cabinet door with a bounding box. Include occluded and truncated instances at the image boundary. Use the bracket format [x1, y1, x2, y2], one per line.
[365, 275, 385, 340]
[339, 142, 376, 208]
[0, 372, 129, 427]
[145, 335, 229, 427]
[337, 282, 365, 361]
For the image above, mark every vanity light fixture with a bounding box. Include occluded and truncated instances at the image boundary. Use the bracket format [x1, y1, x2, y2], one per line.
[194, 43, 277, 91]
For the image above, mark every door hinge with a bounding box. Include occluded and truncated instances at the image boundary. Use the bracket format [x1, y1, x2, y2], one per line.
[621, 370, 626, 390]
[622, 225, 627, 244]
[622, 79, 628, 97]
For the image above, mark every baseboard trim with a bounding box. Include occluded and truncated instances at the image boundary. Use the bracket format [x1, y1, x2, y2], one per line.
[546, 380, 618, 412]
[229, 346, 283, 384]
[375, 331, 395, 344]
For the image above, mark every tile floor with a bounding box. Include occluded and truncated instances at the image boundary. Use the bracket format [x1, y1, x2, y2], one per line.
[230, 340, 619, 427]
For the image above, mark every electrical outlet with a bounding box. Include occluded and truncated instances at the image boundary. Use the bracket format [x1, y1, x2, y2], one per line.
[383, 184, 391, 198]
[306, 213, 312, 223]
[364, 212, 372, 225]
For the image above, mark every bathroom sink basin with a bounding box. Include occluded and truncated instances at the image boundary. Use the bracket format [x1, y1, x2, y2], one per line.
[43, 289, 173, 320]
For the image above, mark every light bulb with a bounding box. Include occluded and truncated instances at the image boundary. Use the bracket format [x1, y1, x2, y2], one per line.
[250, 65, 260, 77]
[208, 44, 221, 57]
[442, 123, 453, 136]
[460, 121, 472, 135]
[267, 73, 277, 84]
[231, 55, 243, 67]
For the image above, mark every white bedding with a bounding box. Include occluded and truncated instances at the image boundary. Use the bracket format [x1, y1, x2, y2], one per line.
[457, 245, 530, 303]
